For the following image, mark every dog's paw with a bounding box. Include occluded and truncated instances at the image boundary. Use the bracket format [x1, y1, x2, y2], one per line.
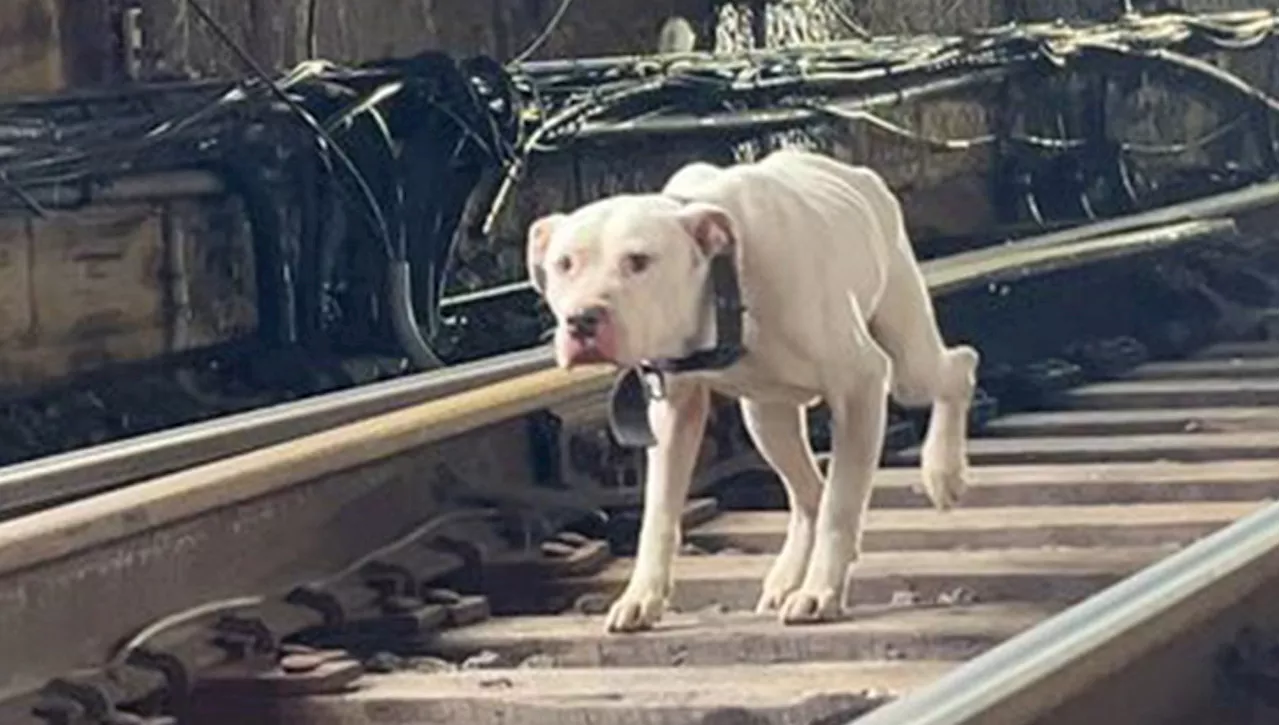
[778, 587, 843, 624]
[755, 582, 800, 613]
[604, 586, 667, 633]
[920, 446, 967, 511]
[755, 552, 809, 613]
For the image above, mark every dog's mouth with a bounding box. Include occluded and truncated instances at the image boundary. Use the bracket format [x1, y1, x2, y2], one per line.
[563, 342, 613, 367]
[554, 325, 622, 369]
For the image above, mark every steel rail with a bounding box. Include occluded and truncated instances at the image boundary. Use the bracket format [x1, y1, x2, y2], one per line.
[0, 214, 1247, 721]
[850, 500, 1278, 725]
[0, 345, 554, 519]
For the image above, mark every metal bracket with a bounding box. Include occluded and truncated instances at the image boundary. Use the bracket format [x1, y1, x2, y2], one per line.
[420, 587, 492, 627]
[211, 614, 277, 661]
[483, 529, 612, 581]
[430, 535, 488, 594]
[283, 513, 497, 647]
[468, 529, 614, 616]
[33, 677, 175, 725]
[122, 648, 192, 723]
[285, 582, 348, 629]
[342, 598, 449, 638]
[361, 559, 420, 601]
[196, 645, 363, 700]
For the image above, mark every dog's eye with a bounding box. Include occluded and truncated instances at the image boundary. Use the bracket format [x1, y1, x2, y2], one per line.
[554, 255, 574, 275]
[624, 252, 653, 275]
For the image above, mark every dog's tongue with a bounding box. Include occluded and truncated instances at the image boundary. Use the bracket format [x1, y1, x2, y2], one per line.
[556, 332, 611, 368]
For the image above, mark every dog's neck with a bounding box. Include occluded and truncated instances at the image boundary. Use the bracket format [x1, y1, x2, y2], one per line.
[607, 211, 748, 449]
[639, 250, 745, 374]
[638, 192, 748, 375]
[689, 278, 719, 351]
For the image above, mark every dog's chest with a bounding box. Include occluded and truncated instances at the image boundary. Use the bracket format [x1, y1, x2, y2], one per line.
[684, 356, 822, 407]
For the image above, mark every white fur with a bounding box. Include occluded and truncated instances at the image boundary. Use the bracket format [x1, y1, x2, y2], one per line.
[526, 149, 979, 632]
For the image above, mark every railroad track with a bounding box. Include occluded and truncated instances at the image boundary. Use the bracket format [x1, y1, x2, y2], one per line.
[227, 334, 1271, 725]
[0, 211, 1273, 725]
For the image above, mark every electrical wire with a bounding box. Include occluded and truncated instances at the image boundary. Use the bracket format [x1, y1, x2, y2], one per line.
[478, 8, 1277, 230]
[107, 596, 266, 671]
[0, 9, 1266, 189]
[306, 0, 321, 58]
[824, 0, 873, 40]
[820, 104, 1256, 156]
[182, 0, 395, 260]
[510, 0, 576, 65]
[179, 0, 487, 370]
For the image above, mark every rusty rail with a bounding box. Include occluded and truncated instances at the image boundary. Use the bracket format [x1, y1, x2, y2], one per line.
[0, 346, 554, 520]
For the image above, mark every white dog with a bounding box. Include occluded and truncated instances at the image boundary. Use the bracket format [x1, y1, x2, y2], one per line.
[525, 149, 979, 632]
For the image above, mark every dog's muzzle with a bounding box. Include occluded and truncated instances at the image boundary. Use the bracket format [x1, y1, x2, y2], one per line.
[557, 305, 618, 368]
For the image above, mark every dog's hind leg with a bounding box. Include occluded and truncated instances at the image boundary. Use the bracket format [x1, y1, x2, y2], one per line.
[869, 245, 979, 510]
[739, 398, 825, 613]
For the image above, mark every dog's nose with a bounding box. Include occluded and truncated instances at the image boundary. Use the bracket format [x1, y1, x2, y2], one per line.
[566, 306, 608, 339]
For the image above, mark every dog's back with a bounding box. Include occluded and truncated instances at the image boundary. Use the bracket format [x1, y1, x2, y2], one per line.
[662, 150, 903, 320]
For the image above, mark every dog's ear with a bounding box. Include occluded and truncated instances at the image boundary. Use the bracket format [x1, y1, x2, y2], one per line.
[526, 213, 566, 294]
[675, 202, 735, 260]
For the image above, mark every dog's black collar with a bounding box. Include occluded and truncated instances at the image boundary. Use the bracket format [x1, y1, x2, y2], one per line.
[607, 200, 747, 448]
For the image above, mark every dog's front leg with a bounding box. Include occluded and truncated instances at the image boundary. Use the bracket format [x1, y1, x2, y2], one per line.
[604, 378, 709, 633]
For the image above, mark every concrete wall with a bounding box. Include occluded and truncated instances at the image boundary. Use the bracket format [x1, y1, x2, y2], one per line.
[0, 197, 258, 389]
[41, 0, 716, 84]
[0, 1, 65, 95]
[0, 0, 1272, 391]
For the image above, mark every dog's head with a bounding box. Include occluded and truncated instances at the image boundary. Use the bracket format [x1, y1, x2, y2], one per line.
[526, 194, 736, 369]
